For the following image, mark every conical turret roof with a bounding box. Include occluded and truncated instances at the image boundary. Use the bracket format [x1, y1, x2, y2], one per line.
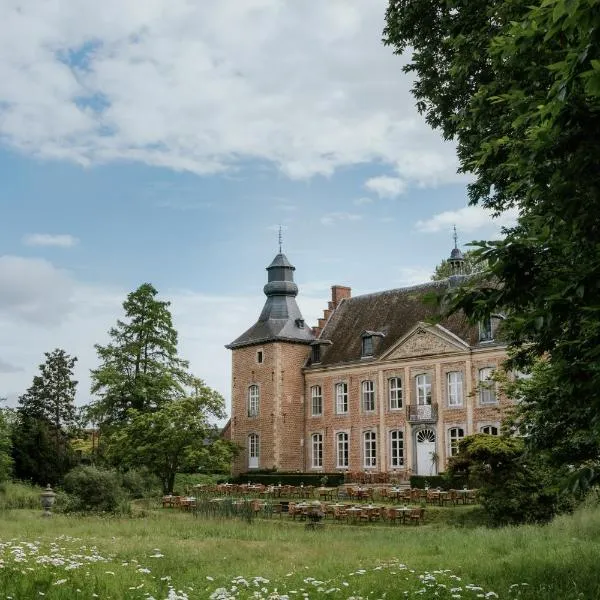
[226, 253, 314, 349]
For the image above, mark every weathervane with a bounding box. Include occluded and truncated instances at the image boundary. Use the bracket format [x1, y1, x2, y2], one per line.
[278, 225, 283, 254]
[453, 225, 458, 249]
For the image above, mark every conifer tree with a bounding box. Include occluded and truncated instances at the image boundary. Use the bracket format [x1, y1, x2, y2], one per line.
[90, 283, 189, 426]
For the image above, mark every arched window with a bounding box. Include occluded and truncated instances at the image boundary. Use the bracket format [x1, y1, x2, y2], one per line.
[248, 385, 259, 417]
[336, 432, 349, 469]
[447, 371, 463, 407]
[448, 427, 464, 457]
[311, 385, 323, 416]
[311, 433, 323, 468]
[415, 373, 432, 405]
[363, 431, 377, 468]
[389, 430, 404, 468]
[389, 377, 403, 410]
[248, 433, 259, 469]
[478, 368, 497, 404]
[361, 380, 375, 412]
[480, 425, 499, 435]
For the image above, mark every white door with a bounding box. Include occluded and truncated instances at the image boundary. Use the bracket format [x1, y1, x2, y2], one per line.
[248, 434, 259, 469]
[416, 429, 437, 476]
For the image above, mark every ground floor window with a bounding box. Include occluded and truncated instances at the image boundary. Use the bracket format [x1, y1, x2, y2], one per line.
[389, 430, 404, 468]
[311, 433, 323, 468]
[448, 427, 464, 457]
[336, 432, 349, 469]
[363, 431, 377, 468]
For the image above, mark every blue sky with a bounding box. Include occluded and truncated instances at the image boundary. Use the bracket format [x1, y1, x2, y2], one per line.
[0, 0, 515, 415]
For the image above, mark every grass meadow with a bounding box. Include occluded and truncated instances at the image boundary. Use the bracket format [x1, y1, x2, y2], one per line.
[1, 497, 600, 599]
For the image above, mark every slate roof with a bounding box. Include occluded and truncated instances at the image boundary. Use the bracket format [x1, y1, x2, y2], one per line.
[310, 279, 501, 367]
[226, 253, 315, 349]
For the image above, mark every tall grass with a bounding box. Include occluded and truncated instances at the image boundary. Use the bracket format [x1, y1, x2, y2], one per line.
[0, 480, 43, 509]
[1, 500, 600, 598]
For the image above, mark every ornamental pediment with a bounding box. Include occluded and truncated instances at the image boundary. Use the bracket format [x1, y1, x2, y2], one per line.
[381, 323, 468, 360]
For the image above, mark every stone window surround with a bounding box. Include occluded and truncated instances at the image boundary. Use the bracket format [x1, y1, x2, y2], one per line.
[388, 427, 405, 469]
[247, 383, 260, 418]
[388, 376, 403, 411]
[310, 430, 324, 470]
[334, 380, 349, 414]
[334, 428, 350, 470]
[362, 427, 377, 469]
[310, 385, 323, 417]
[361, 379, 376, 413]
[446, 424, 466, 457]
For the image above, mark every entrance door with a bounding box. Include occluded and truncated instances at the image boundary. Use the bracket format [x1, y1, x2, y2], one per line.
[248, 433, 259, 469]
[416, 429, 437, 476]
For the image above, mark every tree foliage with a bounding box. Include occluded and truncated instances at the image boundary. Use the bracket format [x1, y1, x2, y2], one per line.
[90, 283, 189, 426]
[0, 405, 13, 483]
[105, 381, 228, 493]
[385, 1, 600, 469]
[431, 250, 487, 280]
[448, 434, 565, 525]
[12, 349, 78, 484]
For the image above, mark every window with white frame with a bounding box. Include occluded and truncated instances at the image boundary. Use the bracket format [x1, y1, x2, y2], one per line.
[416, 373, 432, 405]
[248, 433, 259, 468]
[447, 371, 464, 407]
[363, 431, 377, 468]
[389, 377, 403, 410]
[336, 432, 349, 468]
[480, 425, 499, 435]
[311, 433, 323, 468]
[479, 317, 493, 342]
[479, 368, 497, 404]
[361, 380, 375, 412]
[389, 430, 404, 468]
[448, 427, 464, 457]
[335, 382, 348, 414]
[311, 385, 323, 416]
[248, 385, 259, 417]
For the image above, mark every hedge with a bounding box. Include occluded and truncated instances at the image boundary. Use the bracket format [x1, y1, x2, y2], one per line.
[230, 472, 346, 487]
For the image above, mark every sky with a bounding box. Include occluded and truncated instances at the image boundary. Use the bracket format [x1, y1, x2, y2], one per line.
[0, 0, 516, 418]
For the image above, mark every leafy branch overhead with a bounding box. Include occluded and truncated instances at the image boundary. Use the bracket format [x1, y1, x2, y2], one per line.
[385, 0, 600, 471]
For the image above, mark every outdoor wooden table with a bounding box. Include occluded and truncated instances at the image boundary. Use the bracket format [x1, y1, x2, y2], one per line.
[346, 507, 362, 523]
[392, 506, 413, 524]
[318, 487, 335, 501]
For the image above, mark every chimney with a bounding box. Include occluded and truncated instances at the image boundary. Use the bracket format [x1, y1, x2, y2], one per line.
[331, 285, 351, 307]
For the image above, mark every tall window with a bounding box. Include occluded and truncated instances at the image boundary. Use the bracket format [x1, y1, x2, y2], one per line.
[363, 431, 377, 468]
[389, 377, 403, 410]
[335, 382, 348, 414]
[311, 385, 323, 416]
[479, 368, 497, 404]
[448, 427, 464, 457]
[479, 317, 493, 342]
[312, 344, 321, 363]
[248, 385, 259, 417]
[361, 335, 373, 357]
[361, 380, 375, 412]
[311, 433, 323, 468]
[389, 430, 404, 468]
[480, 425, 499, 435]
[248, 433, 259, 468]
[416, 373, 432, 405]
[447, 371, 463, 407]
[336, 432, 349, 468]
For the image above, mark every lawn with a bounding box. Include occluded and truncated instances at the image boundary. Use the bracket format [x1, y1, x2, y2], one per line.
[1, 501, 600, 599]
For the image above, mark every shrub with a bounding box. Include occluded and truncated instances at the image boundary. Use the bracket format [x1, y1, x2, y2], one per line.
[121, 468, 161, 498]
[63, 466, 127, 513]
[230, 472, 346, 487]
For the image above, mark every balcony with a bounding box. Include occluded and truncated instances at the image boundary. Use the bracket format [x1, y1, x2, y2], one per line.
[407, 403, 438, 423]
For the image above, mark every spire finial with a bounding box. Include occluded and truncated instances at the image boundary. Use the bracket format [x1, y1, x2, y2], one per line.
[278, 225, 283, 254]
[453, 225, 458, 249]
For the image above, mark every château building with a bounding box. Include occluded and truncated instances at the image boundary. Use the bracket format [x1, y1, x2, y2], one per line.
[226, 245, 509, 477]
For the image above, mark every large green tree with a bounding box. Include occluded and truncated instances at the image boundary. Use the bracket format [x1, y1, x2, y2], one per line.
[90, 283, 189, 426]
[12, 349, 78, 484]
[105, 379, 229, 493]
[384, 1, 600, 471]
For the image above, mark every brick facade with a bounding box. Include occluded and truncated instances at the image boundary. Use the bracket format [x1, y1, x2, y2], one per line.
[228, 252, 511, 477]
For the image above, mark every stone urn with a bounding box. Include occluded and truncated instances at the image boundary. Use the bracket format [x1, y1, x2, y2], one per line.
[40, 484, 56, 518]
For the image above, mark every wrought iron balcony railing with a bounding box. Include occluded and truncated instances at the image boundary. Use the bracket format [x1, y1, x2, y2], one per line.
[407, 403, 438, 422]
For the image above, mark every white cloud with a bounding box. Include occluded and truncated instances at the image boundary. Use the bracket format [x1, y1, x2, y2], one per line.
[23, 233, 79, 247]
[0, 0, 461, 183]
[320, 212, 363, 226]
[364, 175, 407, 198]
[415, 205, 519, 234]
[353, 197, 373, 206]
[0, 255, 75, 324]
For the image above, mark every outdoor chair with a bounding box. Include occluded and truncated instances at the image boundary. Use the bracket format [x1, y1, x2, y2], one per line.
[409, 507, 425, 525]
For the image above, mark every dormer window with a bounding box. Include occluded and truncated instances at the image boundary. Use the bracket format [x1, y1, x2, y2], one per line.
[312, 344, 321, 363]
[479, 317, 493, 342]
[295, 318, 305, 329]
[361, 335, 374, 357]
